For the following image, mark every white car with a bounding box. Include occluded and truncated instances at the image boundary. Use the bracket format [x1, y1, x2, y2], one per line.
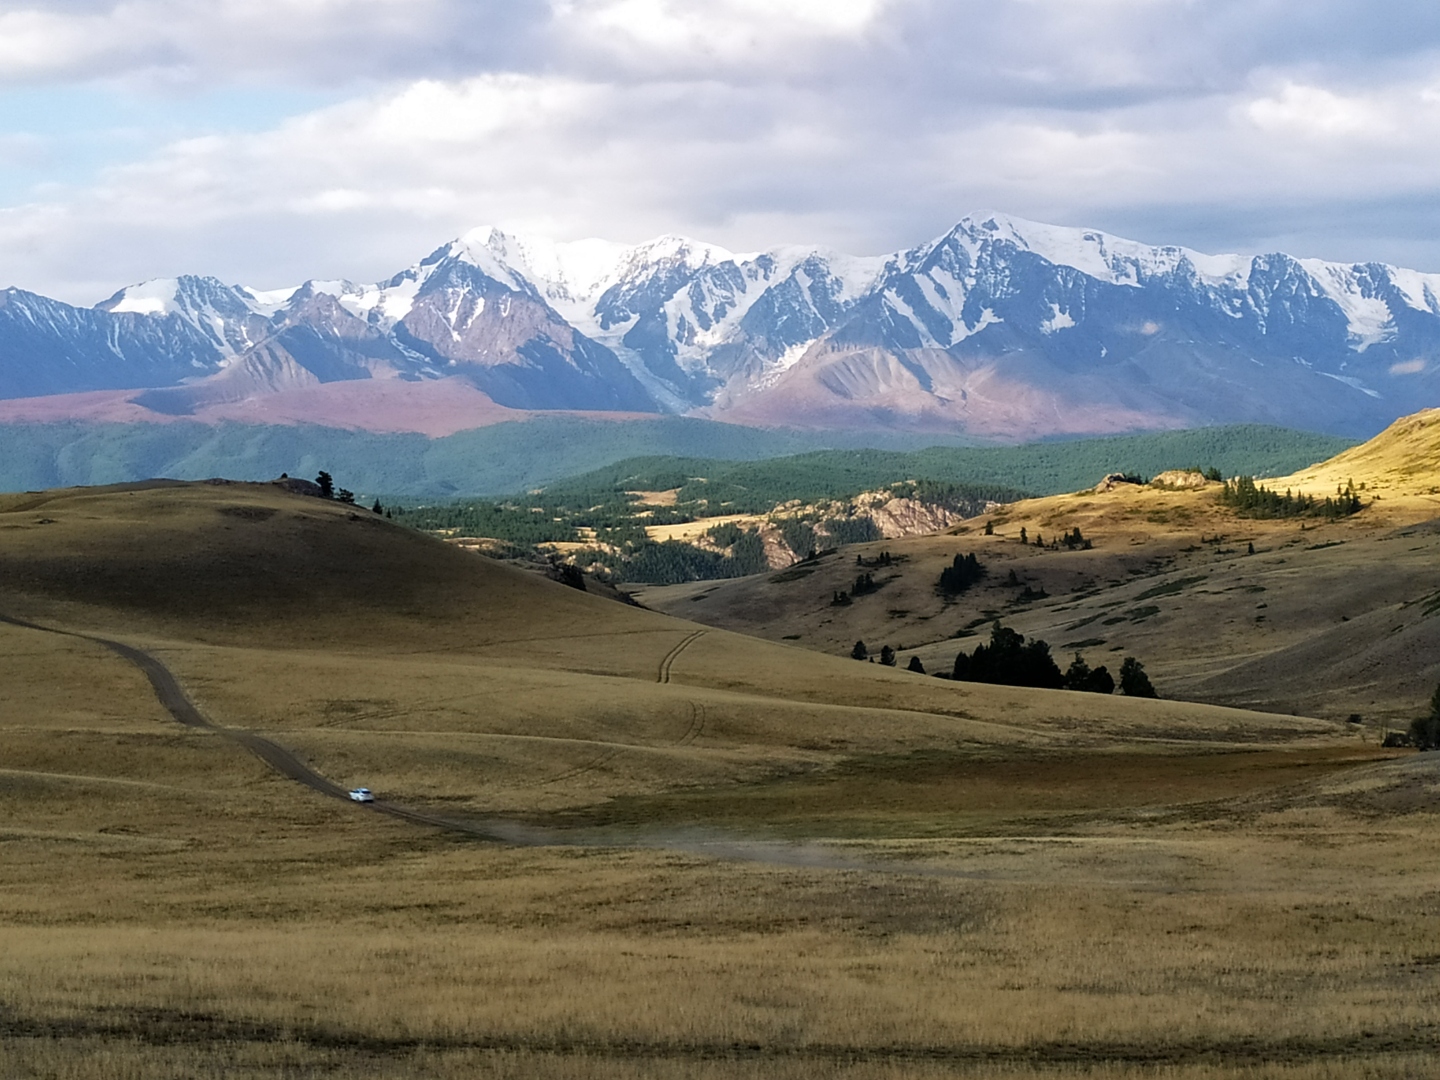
[348, 787, 374, 803]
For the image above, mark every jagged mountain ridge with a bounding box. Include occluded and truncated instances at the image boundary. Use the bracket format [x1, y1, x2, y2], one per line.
[5, 213, 1440, 438]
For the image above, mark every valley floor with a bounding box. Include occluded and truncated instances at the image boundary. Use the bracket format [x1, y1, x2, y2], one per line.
[3, 618, 1438, 1079]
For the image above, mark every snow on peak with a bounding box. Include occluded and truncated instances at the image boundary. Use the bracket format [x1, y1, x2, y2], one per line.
[103, 275, 297, 321]
[1300, 259, 1395, 350]
[102, 278, 184, 316]
[240, 285, 303, 315]
[949, 212, 1253, 288]
[620, 233, 743, 271]
[457, 226, 633, 306]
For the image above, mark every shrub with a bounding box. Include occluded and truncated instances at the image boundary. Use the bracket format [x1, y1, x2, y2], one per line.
[1409, 715, 1440, 750]
[1408, 684, 1440, 750]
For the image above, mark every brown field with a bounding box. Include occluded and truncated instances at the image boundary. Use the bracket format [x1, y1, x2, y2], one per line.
[2, 475, 1440, 1077]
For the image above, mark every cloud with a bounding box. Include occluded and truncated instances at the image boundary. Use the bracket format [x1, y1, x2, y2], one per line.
[0, 1, 547, 86]
[1245, 82, 1395, 139]
[8, 0, 1440, 300]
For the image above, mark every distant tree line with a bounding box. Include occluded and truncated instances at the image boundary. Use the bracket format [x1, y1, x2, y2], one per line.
[393, 500, 579, 545]
[821, 515, 884, 545]
[945, 622, 1157, 697]
[779, 519, 818, 559]
[707, 521, 747, 547]
[611, 528, 770, 585]
[1218, 476, 1362, 519]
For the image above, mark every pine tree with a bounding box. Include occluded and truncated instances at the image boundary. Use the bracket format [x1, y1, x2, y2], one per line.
[951, 622, 1064, 689]
[1119, 657, 1157, 698]
[939, 552, 986, 595]
[879, 645, 896, 667]
[907, 655, 926, 674]
[1087, 665, 1115, 695]
[316, 471, 334, 499]
[1064, 653, 1091, 690]
[851, 641, 868, 661]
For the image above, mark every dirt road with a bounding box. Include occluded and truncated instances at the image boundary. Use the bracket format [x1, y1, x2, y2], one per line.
[0, 613, 531, 842]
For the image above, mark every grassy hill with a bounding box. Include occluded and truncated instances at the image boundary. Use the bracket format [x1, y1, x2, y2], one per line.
[2, 478, 1437, 1077]
[634, 414, 1440, 725]
[1277, 406, 1440, 503]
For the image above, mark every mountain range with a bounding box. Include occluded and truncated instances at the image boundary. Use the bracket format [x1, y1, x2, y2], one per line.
[3, 213, 1440, 440]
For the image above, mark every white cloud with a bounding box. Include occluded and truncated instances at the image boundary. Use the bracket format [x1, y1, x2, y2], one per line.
[0, 0, 540, 85]
[1246, 82, 1394, 139]
[9, 1, 1440, 300]
[0, 10, 123, 80]
[555, 0, 889, 68]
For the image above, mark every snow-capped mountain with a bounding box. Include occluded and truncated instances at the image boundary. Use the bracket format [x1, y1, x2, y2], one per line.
[5, 213, 1440, 439]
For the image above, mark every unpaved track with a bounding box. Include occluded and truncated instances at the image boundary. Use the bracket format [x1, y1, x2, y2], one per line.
[658, 629, 705, 683]
[0, 613, 529, 842]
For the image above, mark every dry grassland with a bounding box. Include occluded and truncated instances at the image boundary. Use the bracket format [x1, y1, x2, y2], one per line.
[636, 474, 1440, 725]
[2, 481, 1439, 1077]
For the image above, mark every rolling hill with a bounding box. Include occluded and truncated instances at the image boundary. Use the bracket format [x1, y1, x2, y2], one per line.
[3, 476, 1437, 1077]
[632, 409, 1440, 726]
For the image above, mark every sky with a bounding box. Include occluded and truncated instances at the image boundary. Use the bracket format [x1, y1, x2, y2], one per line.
[4, 0, 1440, 303]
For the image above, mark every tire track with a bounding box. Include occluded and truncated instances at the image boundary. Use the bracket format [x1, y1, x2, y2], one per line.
[537, 746, 622, 787]
[0, 613, 535, 843]
[658, 630, 706, 684]
[675, 702, 706, 747]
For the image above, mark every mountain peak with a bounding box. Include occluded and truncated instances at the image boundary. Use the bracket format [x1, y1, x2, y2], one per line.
[931, 212, 1254, 288]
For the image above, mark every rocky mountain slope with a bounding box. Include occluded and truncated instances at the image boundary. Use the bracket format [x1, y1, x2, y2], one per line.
[5, 215, 1440, 438]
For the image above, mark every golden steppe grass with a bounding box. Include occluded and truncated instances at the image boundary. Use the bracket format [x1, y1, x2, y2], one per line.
[3, 480, 1440, 1077]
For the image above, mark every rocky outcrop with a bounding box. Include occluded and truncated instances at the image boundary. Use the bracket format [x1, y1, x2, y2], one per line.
[860, 494, 981, 539]
[1151, 469, 1213, 490]
[1094, 473, 1146, 493]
